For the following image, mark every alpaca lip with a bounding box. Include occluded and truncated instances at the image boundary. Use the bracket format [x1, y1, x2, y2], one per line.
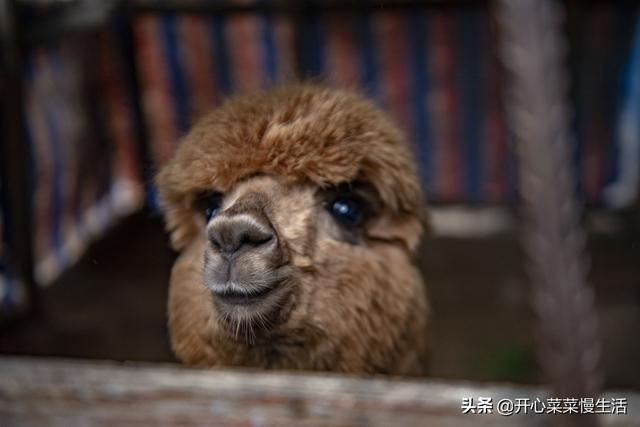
[213, 286, 273, 305]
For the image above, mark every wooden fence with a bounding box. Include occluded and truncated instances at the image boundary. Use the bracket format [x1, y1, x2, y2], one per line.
[0, 356, 637, 426]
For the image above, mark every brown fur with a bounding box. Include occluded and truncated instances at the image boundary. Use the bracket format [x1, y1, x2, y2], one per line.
[157, 84, 430, 375]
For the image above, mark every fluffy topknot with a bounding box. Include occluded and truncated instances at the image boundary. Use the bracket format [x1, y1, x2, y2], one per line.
[157, 84, 424, 228]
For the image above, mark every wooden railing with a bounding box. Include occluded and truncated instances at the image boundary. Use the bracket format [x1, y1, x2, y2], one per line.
[0, 356, 637, 426]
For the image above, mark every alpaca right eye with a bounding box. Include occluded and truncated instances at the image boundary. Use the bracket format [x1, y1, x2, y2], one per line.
[196, 192, 224, 222]
[322, 182, 377, 232]
[330, 197, 363, 227]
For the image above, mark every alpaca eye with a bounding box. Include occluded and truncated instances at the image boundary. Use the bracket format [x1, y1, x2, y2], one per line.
[330, 197, 363, 227]
[196, 192, 224, 222]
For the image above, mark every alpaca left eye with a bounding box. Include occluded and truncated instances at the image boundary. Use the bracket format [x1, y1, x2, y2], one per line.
[196, 191, 224, 222]
[330, 198, 363, 226]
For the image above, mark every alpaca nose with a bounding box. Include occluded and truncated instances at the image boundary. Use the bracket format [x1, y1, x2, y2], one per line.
[208, 213, 275, 256]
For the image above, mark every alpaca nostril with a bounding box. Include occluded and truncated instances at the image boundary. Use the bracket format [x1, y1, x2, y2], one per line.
[208, 214, 275, 256]
[242, 234, 273, 245]
[209, 235, 222, 251]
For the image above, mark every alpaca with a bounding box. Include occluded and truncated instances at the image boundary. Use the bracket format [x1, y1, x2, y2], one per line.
[157, 85, 430, 375]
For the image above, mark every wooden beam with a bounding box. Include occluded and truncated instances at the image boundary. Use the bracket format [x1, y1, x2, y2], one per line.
[129, 0, 485, 14]
[21, 0, 118, 47]
[0, 356, 637, 426]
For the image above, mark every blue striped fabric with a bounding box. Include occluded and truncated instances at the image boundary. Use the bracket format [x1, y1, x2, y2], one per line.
[408, 11, 434, 198]
[211, 14, 234, 94]
[162, 14, 192, 135]
[459, 7, 483, 203]
[135, 6, 515, 203]
[355, 13, 380, 101]
[301, 12, 326, 78]
[261, 13, 278, 85]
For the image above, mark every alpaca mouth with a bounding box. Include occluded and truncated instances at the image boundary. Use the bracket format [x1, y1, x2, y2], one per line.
[213, 286, 273, 306]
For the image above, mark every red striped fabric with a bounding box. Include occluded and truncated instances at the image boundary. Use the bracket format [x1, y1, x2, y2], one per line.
[375, 11, 413, 144]
[227, 14, 263, 92]
[272, 15, 296, 83]
[99, 34, 139, 185]
[432, 12, 462, 202]
[135, 14, 179, 167]
[326, 14, 360, 89]
[180, 15, 219, 122]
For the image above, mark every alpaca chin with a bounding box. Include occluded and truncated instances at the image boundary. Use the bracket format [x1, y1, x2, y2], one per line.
[211, 280, 295, 344]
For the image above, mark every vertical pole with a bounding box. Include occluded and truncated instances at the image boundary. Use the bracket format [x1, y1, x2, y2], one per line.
[0, 0, 39, 317]
[496, 0, 602, 423]
[290, 0, 309, 81]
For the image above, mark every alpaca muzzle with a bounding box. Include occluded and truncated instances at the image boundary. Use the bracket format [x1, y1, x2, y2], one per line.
[203, 194, 287, 308]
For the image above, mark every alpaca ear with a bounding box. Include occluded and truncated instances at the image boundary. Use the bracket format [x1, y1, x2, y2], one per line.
[366, 209, 428, 252]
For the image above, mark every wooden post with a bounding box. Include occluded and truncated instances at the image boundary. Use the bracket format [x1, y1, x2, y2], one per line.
[0, 0, 39, 318]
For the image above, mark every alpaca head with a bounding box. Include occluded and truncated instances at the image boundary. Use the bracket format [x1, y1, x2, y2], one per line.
[157, 85, 429, 375]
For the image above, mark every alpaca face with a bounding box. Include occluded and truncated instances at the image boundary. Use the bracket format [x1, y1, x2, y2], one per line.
[158, 85, 429, 374]
[197, 174, 384, 338]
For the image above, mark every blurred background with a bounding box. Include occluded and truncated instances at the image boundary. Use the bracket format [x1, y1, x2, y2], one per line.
[0, 0, 639, 390]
